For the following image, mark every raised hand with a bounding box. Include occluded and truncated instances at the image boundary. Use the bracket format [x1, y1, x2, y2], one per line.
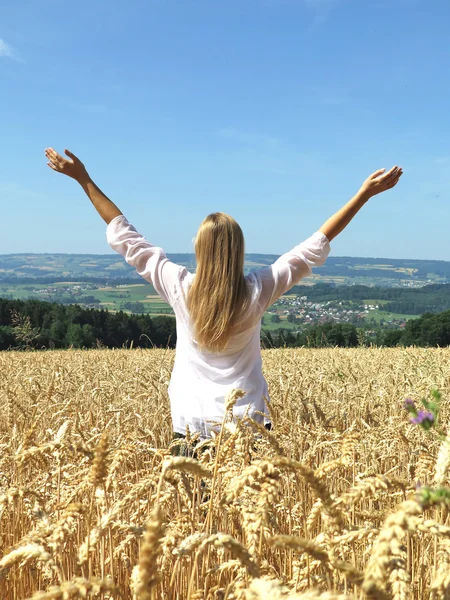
[318, 165, 403, 241]
[45, 148, 90, 183]
[360, 166, 403, 198]
[44, 147, 122, 223]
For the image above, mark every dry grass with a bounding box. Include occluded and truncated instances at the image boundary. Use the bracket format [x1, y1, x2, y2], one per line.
[0, 347, 450, 599]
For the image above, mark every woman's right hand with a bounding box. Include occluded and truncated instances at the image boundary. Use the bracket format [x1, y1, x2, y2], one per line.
[359, 166, 403, 199]
[45, 148, 90, 183]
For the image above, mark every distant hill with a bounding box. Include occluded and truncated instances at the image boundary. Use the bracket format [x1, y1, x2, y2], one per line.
[1, 253, 450, 286]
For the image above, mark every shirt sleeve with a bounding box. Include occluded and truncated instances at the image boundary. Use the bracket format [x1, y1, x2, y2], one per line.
[256, 231, 330, 312]
[106, 215, 186, 307]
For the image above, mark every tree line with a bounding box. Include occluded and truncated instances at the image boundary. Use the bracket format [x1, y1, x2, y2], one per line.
[262, 311, 450, 348]
[0, 298, 176, 350]
[2, 296, 450, 351]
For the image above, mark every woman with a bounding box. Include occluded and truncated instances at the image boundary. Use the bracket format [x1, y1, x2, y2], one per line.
[45, 148, 402, 438]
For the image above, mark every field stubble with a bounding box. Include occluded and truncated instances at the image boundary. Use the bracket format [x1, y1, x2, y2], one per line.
[0, 348, 450, 599]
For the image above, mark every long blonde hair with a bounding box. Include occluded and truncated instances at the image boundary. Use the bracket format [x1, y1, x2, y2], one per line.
[188, 212, 249, 352]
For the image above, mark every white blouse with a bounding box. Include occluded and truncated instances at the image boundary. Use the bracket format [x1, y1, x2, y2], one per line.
[107, 215, 331, 438]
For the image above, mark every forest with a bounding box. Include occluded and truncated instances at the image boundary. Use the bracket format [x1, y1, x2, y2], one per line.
[1, 297, 450, 350]
[0, 298, 176, 350]
[264, 310, 450, 348]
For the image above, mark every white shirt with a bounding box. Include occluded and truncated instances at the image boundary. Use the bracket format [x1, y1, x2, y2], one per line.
[107, 215, 330, 438]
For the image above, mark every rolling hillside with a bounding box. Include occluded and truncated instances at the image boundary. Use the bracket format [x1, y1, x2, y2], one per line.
[1, 253, 450, 286]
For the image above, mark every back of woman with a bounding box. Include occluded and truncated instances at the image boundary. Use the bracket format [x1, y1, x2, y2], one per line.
[43, 146, 403, 439]
[106, 210, 331, 437]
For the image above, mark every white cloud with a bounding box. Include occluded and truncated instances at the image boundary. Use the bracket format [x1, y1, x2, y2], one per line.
[0, 39, 15, 59]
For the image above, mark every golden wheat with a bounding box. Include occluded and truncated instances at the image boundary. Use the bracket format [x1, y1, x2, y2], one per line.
[0, 347, 450, 599]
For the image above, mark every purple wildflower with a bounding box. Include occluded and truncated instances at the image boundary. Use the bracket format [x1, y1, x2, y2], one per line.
[404, 398, 416, 411]
[410, 410, 434, 427]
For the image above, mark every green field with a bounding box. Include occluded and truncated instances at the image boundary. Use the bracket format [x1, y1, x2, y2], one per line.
[367, 310, 416, 324]
[0, 282, 423, 326]
[363, 299, 390, 305]
[90, 285, 172, 314]
[361, 299, 415, 322]
[0, 282, 173, 315]
[261, 318, 298, 331]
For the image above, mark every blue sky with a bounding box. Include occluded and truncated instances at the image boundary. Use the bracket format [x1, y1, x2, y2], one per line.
[1, 0, 450, 260]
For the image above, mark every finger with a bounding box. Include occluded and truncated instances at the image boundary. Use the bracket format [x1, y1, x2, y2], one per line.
[387, 170, 403, 184]
[380, 166, 398, 180]
[379, 171, 399, 186]
[45, 151, 57, 163]
[49, 155, 66, 168]
[370, 168, 386, 180]
[386, 174, 402, 189]
[47, 148, 64, 164]
[64, 149, 78, 162]
[45, 150, 60, 164]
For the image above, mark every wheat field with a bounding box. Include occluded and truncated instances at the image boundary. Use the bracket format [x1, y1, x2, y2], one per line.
[1, 347, 450, 599]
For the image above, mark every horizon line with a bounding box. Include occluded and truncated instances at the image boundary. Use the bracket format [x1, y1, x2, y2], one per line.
[0, 251, 449, 264]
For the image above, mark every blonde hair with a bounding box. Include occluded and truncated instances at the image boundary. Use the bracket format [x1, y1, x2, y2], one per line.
[188, 212, 249, 352]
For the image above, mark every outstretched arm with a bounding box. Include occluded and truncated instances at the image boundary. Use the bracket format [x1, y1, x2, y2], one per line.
[257, 166, 402, 310]
[319, 166, 403, 242]
[45, 148, 122, 224]
[45, 147, 187, 307]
